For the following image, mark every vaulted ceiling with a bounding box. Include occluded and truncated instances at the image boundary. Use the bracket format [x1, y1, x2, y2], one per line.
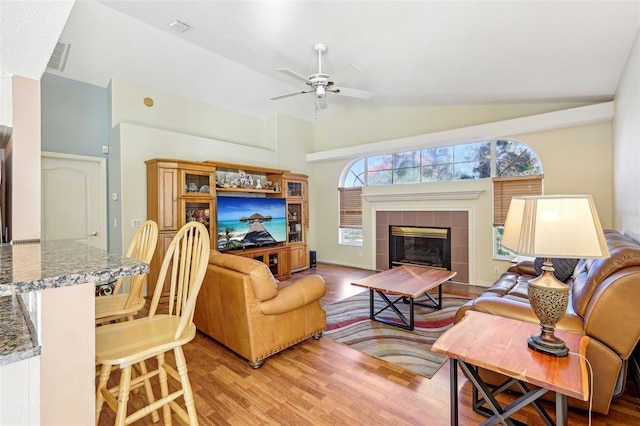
[9, 1, 640, 122]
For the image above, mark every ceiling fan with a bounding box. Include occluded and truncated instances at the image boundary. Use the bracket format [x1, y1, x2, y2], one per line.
[270, 43, 372, 116]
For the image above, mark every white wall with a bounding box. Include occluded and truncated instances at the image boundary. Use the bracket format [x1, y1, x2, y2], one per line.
[613, 27, 640, 241]
[111, 78, 272, 149]
[313, 102, 592, 151]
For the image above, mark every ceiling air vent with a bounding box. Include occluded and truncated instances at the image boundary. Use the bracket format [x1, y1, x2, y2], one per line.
[47, 41, 70, 72]
[168, 20, 192, 33]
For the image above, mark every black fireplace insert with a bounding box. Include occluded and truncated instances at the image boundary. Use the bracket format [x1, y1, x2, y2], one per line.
[389, 225, 451, 270]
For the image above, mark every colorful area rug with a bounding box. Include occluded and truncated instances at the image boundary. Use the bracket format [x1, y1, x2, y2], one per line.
[324, 291, 469, 379]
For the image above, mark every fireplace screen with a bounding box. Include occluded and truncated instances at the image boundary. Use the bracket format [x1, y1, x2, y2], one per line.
[389, 226, 451, 270]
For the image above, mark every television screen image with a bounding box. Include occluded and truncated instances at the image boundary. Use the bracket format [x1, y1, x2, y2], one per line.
[217, 196, 287, 250]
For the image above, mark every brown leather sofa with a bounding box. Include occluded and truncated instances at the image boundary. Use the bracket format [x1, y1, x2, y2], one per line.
[456, 230, 640, 414]
[193, 250, 327, 368]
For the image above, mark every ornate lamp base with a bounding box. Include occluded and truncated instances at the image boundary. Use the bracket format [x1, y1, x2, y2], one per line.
[527, 258, 570, 358]
[527, 334, 569, 357]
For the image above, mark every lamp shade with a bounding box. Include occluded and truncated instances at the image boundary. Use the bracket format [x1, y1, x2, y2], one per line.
[502, 195, 610, 259]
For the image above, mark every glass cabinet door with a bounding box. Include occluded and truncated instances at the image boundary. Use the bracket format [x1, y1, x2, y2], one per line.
[184, 201, 211, 228]
[287, 181, 303, 198]
[181, 199, 214, 246]
[182, 170, 213, 196]
[287, 203, 303, 243]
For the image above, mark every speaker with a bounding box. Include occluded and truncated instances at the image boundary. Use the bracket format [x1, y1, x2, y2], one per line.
[310, 250, 317, 268]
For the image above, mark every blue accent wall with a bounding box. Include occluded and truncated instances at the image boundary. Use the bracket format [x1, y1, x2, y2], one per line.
[40, 73, 122, 253]
[41, 73, 108, 156]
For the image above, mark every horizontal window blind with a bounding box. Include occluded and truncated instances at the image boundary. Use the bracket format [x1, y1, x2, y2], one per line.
[493, 175, 543, 226]
[339, 187, 362, 229]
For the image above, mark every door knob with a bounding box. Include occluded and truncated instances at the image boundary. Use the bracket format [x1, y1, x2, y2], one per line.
[89, 231, 99, 237]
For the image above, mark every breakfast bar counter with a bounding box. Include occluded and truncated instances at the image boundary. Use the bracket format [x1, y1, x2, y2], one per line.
[0, 240, 148, 297]
[0, 240, 149, 425]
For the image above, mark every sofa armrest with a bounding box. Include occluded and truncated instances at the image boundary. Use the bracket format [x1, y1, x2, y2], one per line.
[260, 275, 326, 315]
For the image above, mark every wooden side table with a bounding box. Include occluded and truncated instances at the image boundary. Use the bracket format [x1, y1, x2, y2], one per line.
[432, 311, 589, 426]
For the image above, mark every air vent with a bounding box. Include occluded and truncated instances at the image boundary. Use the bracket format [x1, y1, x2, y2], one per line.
[47, 41, 70, 72]
[168, 20, 192, 33]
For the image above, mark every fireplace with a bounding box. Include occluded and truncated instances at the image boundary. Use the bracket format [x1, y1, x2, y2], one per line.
[389, 225, 452, 270]
[376, 210, 468, 283]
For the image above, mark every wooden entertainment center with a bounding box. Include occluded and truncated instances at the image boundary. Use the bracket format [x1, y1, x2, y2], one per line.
[145, 159, 309, 300]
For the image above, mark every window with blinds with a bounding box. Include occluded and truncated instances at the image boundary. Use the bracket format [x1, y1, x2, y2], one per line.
[493, 175, 543, 226]
[339, 187, 362, 229]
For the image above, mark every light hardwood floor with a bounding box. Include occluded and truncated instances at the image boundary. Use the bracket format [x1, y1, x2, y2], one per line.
[97, 263, 640, 425]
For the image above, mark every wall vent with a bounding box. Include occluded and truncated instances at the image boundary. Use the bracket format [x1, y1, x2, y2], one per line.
[168, 20, 192, 33]
[47, 41, 70, 72]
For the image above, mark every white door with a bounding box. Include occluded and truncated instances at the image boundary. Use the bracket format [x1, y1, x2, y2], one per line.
[41, 152, 107, 249]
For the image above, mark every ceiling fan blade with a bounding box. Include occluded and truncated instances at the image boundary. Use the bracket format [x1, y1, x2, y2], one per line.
[331, 86, 373, 99]
[269, 90, 313, 100]
[276, 68, 311, 84]
[328, 64, 362, 85]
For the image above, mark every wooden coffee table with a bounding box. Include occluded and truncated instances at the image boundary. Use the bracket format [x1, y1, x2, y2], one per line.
[351, 265, 456, 330]
[433, 311, 589, 426]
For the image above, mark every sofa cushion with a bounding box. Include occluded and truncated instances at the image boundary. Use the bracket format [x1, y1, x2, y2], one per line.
[533, 257, 579, 282]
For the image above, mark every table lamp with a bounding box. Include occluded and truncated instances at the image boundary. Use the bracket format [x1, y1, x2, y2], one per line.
[501, 195, 609, 357]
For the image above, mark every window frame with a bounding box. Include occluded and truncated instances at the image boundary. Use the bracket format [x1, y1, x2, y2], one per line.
[338, 159, 364, 247]
[492, 174, 544, 260]
[338, 139, 544, 253]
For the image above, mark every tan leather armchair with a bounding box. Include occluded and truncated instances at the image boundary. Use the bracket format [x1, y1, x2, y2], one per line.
[194, 250, 326, 368]
[456, 230, 640, 414]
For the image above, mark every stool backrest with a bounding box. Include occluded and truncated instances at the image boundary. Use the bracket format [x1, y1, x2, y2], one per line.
[114, 220, 158, 307]
[148, 221, 210, 339]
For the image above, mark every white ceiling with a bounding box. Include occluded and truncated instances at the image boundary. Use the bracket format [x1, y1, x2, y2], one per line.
[42, 1, 640, 122]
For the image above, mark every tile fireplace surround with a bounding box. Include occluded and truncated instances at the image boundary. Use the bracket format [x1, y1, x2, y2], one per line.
[376, 210, 469, 283]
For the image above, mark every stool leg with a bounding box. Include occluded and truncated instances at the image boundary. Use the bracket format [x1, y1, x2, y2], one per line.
[138, 360, 160, 423]
[157, 353, 172, 426]
[115, 365, 132, 426]
[175, 346, 199, 426]
[95, 363, 111, 425]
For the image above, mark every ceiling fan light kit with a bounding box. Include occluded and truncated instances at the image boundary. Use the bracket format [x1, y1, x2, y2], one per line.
[270, 42, 372, 116]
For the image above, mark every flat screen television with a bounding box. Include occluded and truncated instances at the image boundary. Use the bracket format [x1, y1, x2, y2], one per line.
[216, 196, 287, 250]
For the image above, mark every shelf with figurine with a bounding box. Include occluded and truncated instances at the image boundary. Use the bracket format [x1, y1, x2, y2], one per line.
[206, 162, 285, 196]
[215, 171, 281, 193]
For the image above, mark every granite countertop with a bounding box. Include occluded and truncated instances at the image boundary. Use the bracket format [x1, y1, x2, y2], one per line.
[0, 240, 149, 366]
[0, 240, 149, 296]
[0, 295, 41, 365]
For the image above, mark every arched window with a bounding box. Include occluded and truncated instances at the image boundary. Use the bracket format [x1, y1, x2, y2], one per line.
[338, 139, 543, 250]
[495, 140, 543, 177]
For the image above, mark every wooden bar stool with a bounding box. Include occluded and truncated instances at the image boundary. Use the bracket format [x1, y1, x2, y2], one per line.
[95, 221, 210, 426]
[95, 220, 158, 325]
